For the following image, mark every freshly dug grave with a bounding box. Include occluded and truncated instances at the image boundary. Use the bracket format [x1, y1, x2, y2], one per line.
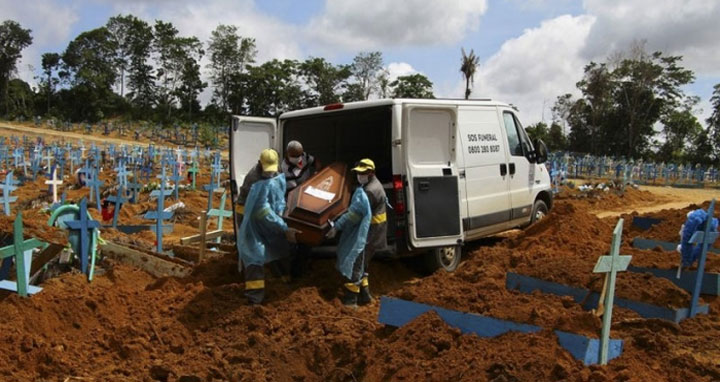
[509, 202, 695, 309]
[622, 246, 720, 273]
[631, 201, 720, 249]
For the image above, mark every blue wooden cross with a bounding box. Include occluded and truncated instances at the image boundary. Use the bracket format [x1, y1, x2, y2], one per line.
[12, 148, 21, 168]
[689, 199, 719, 317]
[141, 161, 153, 182]
[64, 198, 100, 277]
[54, 148, 65, 178]
[211, 152, 223, 187]
[170, 164, 182, 200]
[592, 218, 632, 365]
[145, 176, 174, 253]
[106, 186, 128, 228]
[115, 161, 129, 188]
[127, 170, 142, 203]
[30, 155, 40, 180]
[86, 168, 104, 209]
[0, 213, 45, 297]
[43, 150, 53, 169]
[207, 191, 232, 243]
[204, 168, 225, 212]
[0, 171, 19, 216]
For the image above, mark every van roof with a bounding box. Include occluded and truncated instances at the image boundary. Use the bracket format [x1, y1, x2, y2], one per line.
[279, 98, 512, 119]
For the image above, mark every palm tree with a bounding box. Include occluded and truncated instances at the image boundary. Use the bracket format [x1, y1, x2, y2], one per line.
[460, 48, 480, 100]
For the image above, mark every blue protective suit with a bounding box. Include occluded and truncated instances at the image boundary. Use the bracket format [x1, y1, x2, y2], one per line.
[680, 208, 719, 267]
[238, 173, 289, 266]
[334, 187, 372, 280]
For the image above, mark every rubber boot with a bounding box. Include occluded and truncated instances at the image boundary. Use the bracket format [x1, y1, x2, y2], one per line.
[342, 283, 359, 308]
[358, 277, 373, 305]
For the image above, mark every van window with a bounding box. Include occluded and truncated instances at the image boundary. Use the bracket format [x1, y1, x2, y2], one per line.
[503, 112, 523, 156]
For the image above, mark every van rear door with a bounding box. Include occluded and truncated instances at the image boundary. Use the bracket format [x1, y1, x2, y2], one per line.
[229, 116, 277, 200]
[402, 105, 464, 248]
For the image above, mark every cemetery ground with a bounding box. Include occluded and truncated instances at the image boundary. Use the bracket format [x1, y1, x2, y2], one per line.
[1, 145, 720, 381]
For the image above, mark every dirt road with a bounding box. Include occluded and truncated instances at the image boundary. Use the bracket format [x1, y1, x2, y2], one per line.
[595, 184, 719, 217]
[0, 122, 230, 158]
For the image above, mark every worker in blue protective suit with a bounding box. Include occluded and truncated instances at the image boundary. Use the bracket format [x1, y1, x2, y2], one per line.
[325, 162, 373, 308]
[679, 208, 719, 267]
[238, 149, 301, 305]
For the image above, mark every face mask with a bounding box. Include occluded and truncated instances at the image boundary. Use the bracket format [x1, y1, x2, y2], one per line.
[357, 174, 369, 185]
[288, 156, 301, 165]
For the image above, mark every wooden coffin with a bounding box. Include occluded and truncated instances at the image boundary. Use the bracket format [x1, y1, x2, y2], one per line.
[284, 162, 351, 246]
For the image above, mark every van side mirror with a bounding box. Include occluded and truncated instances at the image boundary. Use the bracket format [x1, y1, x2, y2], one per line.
[534, 139, 548, 164]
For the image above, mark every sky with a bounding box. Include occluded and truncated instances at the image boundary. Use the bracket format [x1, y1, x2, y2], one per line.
[3, 0, 720, 126]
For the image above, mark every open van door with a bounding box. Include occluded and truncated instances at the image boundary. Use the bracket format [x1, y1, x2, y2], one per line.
[402, 106, 464, 250]
[229, 116, 276, 204]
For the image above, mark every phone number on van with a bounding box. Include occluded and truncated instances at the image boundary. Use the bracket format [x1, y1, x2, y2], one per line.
[468, 144, 500, 154]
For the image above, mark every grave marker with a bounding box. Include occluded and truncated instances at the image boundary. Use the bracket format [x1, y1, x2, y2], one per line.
[0, 171, 18, 216]
[45, 166, 63, 203]
[0, 213, 45, 297]
[593, 219, 632, 365]
[64, 198, 100, 277]
[207, 191, 232, 244]
[106, 186, 128, 228]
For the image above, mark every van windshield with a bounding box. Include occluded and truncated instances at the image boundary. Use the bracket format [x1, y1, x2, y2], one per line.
[281, 106, 393, 182]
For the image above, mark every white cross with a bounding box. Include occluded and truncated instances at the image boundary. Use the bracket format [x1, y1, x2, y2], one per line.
[44, 169, 63, 203]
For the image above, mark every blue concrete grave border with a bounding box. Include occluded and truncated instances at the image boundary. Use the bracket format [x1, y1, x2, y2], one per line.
[378, 296, 623, 366]
[506, 272, 708, 323]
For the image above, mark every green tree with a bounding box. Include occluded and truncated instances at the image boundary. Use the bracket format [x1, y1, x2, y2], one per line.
[40, 52, 61, 113]
[243, 59, 304, 117]
[460, 48, 479, 99]
[547, 122, 568, 151]
[377, 68, 390, 98]
[657, 97, 701, 162]
[153, 21, 204, 120]
[207, 25, 256, 113]
[4, 78, 33, 119]
[106, 15, 135, 96]
[525, 122, 549, 144]
[125, 17, 154, 114]
[342, 83, 365, 102]
[707, 83, 720, 163]
[560, 47, 695, 158]
[176, 43, 206, 120]
[298, 57, 351, 106]
[0, 20, 33, 116]
[351, 51, 383, 100]
[610, 49, 694, 158]
[390, 73, 434, 98]
[60, 27, 118, 121]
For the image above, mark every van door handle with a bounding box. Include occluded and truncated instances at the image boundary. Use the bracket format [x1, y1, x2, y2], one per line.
[500, 164, 507, 176]
[418, 181, 430, 191]
[459, 170, 466, 179]
[509, 163, 516, 175]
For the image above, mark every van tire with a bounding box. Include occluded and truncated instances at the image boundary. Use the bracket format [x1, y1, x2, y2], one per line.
[424, 245, 461, 273]
[530, 199, 548, 224]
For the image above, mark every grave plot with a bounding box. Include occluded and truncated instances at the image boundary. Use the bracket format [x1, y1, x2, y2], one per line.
[506, 203, 702, 320]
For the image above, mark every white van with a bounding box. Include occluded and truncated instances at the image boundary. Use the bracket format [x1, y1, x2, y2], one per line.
[229, 98, 553, 271]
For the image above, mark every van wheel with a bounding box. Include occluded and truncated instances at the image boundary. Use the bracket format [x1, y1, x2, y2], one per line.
[424, 245, 461, 273]
[531, 199, 548, 224]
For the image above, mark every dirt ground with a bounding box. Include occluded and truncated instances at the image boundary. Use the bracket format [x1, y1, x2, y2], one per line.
[1, 158, 720, 381]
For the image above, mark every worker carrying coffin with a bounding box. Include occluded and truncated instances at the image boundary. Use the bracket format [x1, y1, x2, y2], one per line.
[326, 158, 387, 307]
[237, 149, 301, 305]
